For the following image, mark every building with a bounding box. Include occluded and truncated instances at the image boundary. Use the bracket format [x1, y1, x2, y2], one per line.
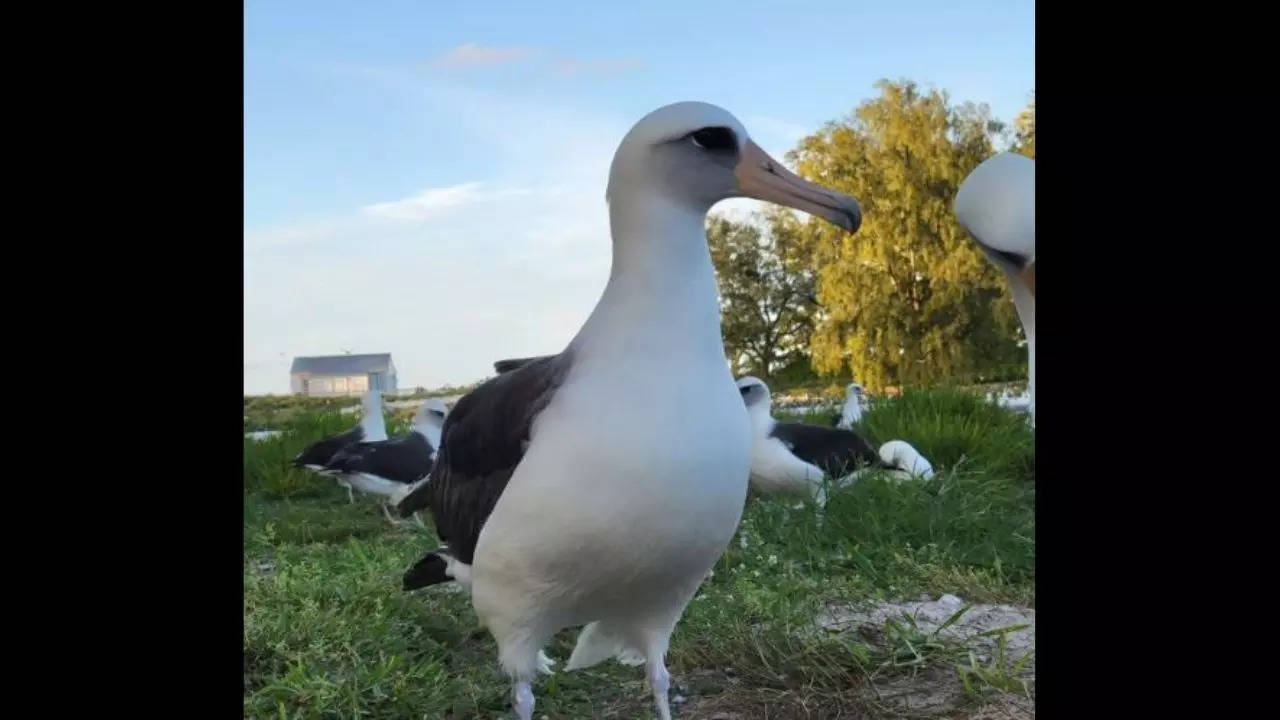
[289, 353, 397, 397]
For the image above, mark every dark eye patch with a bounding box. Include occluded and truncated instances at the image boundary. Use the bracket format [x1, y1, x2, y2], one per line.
[739, 385, 752, 396]
[988, 247, 1028, 268]
[691, 126, 737, 152]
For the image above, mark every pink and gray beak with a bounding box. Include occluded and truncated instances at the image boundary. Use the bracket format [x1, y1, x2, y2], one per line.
[734, 140, 861, 233]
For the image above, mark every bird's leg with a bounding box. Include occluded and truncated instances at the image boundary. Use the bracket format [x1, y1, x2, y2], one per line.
[511, 681, 535, 720]
[646, 656, 672, 720]
[414, 512, 426, 528]
[810, 479, 828, 527]
[346, 484, 355, 504]
[381, 503, 401, 526]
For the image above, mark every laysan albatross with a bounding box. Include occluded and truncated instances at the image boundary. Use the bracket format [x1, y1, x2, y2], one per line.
[833, 382, 866, 429]
[322, 397, 447, 525]
[737, 376, 934, 505]
[954, 152, 1035, 424]
[291, 389, 387, 502]
[395, 102, 862, 720]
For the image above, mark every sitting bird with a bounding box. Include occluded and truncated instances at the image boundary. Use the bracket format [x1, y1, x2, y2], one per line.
[737, 376, 934, 505]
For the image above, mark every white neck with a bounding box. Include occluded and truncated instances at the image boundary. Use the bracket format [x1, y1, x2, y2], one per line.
[414, 420, 443, 449]
[1009, 276, 1035, 422]
[572, 193, 724, 364]
[747, 401, 776, 438]
[359, 399, 386, 439]
[840, 393, 863, 426]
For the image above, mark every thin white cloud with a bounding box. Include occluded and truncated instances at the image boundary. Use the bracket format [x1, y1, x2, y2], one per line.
[553, 58, 644, 77]
[246, 183, 536, 253]
[425, 44, 642, 79]
[362, 182, 487, 221]
[429, 43, 539, 68]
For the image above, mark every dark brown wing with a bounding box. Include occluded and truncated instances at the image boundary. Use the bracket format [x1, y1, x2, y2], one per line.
[397, 353, 571, 564]
[292, 426, 364, 468]
[769, 422, 886, 476]
[325, 431, 434, 484]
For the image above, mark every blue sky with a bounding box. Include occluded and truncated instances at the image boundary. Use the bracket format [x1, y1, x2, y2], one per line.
[244, 0, 1034, 394]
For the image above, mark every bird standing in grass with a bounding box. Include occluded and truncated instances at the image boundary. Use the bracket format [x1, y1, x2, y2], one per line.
[323, 398, 447, 526]
[291, 390, 387, 502]
[396, 102, 862, 720]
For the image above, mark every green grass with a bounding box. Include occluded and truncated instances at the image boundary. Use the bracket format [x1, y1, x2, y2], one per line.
[244, 387, 1034, 718]
[244, 384, 479, 430]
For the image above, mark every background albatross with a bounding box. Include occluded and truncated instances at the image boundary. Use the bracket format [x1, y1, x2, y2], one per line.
[323, 398, 447, 525]
[395, 102, 861, 720]
[954, 152, 1035, 425]
[738, 376, 934, 505]
[291, 390, 387, 502]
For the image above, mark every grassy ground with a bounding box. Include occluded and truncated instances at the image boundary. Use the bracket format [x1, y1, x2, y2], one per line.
[244, 388, 1034, 718]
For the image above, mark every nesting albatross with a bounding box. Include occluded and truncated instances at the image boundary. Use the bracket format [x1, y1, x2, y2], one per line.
[955, 152, 1035, 424]
[291, 389, 387, 502]
[395, 102, 861, 720]
[738, 376, 934, 505]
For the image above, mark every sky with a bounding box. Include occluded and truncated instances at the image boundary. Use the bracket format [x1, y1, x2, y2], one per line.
[244, 0, 1034, 395]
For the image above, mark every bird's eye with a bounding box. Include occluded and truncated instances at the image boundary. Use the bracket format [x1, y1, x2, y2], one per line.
[739, 386, 751, 395]
[691, 127, 737, 152]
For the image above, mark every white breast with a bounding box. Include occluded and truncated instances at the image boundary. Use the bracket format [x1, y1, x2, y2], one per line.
[749, 434, 825, 498]
[473, 357, 750, 627]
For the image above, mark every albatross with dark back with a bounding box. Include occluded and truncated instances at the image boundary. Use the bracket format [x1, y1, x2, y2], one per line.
[394, 102, 863, 720]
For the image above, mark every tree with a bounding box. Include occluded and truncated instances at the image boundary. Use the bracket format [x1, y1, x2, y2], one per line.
[1013, 92, 1035, 158]
[786, 79, 1025, 392]
[707, 212, 818, 381]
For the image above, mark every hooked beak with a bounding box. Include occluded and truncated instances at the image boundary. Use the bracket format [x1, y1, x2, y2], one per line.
[734, 140, 861, 233]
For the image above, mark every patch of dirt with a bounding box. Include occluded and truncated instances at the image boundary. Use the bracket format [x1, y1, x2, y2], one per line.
[817, 594, 1035, 670]
[819, 594, 1035, 719]
[861, 667, 1032, 719]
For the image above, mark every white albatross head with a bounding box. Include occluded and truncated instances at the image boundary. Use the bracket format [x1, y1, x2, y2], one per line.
[735, 376, 775, 429]
[955, 152, 1035, 425]
[412, 397, 449, 447]
[838, 382, 866, 427]
[606, 102, 861, 231]
[954, 152, 1035, 297]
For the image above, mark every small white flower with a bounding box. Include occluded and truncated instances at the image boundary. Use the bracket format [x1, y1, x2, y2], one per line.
[768, 554, 778, 566]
